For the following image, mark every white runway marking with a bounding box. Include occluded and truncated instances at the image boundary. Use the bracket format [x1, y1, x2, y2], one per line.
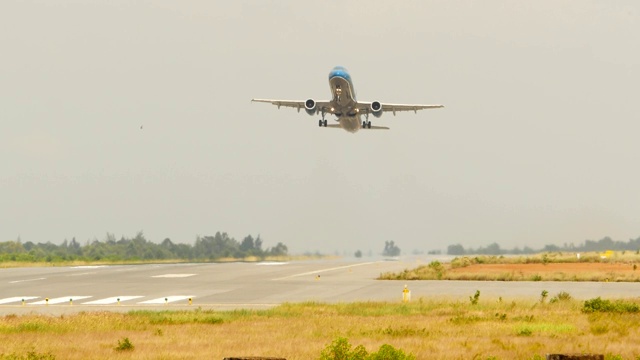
[83, 296, 144, 305]
[272, 261, 381, 280]
[9, 278, 46, 284]
[71, 266, 106, 269]
[0, 297, 39, 305]
[29, 296, 92, 305]
[138, 296, 194, 304]
[256, 262, 288, 266]
[68, 272, 96, 276]
[151, 274, 196, 278]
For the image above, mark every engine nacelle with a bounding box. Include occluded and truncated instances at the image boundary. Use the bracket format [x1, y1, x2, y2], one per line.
[304, 99, 316, 115]
[370, 101, 383, 118]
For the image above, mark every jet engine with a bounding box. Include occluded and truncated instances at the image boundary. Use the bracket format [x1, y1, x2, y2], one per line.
[305, 99, 316, 115]
[370, 101, 383, 118]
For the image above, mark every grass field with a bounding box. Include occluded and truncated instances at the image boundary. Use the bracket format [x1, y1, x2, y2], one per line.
[380, 252, 640, 282]
[1, 297, 639, 360]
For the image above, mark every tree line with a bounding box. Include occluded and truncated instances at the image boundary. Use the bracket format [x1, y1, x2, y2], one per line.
[447, 236, 640, 255]
[0, 232, 288, 263]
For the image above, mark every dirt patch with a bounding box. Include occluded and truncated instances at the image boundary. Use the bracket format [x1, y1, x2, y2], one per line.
[450, 262, 636, 275]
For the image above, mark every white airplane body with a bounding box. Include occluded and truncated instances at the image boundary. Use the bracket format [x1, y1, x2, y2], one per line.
[252, 66, 443, 133]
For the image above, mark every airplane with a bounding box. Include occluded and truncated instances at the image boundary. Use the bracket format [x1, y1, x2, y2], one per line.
[252, 66, 443, 133]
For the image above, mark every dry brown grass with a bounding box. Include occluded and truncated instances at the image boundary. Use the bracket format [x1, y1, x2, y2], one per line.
[380, 252, 640, 282]
[1, 299, 639, 359]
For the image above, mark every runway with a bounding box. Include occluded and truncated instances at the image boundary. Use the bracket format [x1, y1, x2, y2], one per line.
[1, 258, 638, 315]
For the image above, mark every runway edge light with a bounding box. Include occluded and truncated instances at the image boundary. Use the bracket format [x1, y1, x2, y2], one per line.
[402, 285, 411, 303]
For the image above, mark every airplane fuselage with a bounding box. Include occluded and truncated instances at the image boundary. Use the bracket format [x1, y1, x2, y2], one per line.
[328, 66, 361, 132]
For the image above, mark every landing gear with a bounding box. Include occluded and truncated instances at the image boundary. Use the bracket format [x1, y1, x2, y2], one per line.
[362, 114, 372, 129]
[318, 110, 328, 127]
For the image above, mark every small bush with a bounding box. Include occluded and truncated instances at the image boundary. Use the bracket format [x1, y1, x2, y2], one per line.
[583, 297, 639, 313]
[367, 344, 415, 360]
[115, 337, 134, 352]
[318, 337, 415, 360]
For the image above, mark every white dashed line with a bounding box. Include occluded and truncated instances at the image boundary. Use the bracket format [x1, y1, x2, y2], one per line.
[0, 297, 39, 305]
[83, 296, 144, 305]
[9, 278, 46, 284]
[29, 296, 92, 305]
[272, 262, 381, 280]
[138, 296, 194, 304]
[151, 274, 196, 278]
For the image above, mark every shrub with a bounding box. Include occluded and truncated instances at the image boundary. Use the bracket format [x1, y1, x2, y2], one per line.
[115, 337, 134, 352]
[318, 337, 415, 360]
[583, 297, 640, 313]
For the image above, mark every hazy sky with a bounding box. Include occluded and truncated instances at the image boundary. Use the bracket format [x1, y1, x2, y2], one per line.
[2, 1, 639, 254]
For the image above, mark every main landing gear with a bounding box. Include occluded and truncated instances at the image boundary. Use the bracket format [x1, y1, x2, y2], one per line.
[362, 120, 372, 129]
[318, 110, 328, 127]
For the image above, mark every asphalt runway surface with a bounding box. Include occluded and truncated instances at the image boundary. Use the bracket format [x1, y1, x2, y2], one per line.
[1, 258, 638, 315]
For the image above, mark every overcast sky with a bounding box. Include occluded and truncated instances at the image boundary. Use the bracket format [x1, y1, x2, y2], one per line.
[2, 1, 639, 254]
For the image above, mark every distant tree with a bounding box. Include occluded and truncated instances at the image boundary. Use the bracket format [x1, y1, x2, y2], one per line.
[447, 244, 465, 255]
[269, 242, 288, 256]
[382, 241, 400, 257]
[354, 250, 362, 258]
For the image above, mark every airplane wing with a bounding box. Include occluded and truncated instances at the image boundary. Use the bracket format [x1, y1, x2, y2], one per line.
[357, 102, 444, 116]
[251, 99, 334, 114]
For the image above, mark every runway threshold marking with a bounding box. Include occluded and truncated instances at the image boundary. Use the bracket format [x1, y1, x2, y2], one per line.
[0, 297, 39, 305]
[29, 296, 92, 305]
[83, 296, 144, 305]
[272, 261, 381, 280]
[9, 278, 46, 284]
[138, 296, 194, 304]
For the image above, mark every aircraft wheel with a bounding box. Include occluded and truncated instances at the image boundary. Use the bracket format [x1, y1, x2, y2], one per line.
[362, 121, 366, 128]
[323, 120, 328, 127]
[367, 121, 372, 129]
[318, 120, 323, 127]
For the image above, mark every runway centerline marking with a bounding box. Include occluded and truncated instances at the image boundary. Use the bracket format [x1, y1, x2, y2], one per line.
[68, 272, 96, 276]
[256, 262, 288, 266]
[9, 278, 46, 284]
[272, 262, 381, 280]
[151, 274, 196, 278]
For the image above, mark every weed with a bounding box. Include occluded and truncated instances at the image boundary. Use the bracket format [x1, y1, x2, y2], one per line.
[516, 327, 533, 336]
[531, 274, 542, 281]
[114, 337, 134, 352]
[494, 313, 507, 321]
[605, 354, 623, 360]
[540, 290, 548, 303]
[154, 328, 163, 336]
[380, 326, 428, 337]
[470, 290, 480, 305]
[0, 351, 56, 360]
